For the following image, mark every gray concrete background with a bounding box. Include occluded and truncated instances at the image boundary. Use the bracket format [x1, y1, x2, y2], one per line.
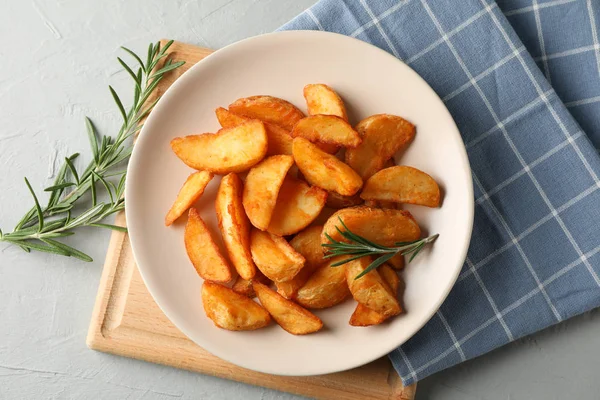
[1, 0, 598, 399]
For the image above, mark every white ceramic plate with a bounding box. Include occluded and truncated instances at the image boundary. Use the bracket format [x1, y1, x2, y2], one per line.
[126, 31, 474, 376]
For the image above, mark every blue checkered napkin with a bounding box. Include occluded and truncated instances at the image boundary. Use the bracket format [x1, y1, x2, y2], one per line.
[280, 0, 600, 385]
[498, 0, 600, 149]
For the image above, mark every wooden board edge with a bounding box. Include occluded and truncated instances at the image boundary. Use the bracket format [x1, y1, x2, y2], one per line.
[86, 212, 129, 349]
[88, 324, 407, 400]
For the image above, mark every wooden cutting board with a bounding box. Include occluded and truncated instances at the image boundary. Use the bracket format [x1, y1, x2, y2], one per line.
[86, 40, 416, 400]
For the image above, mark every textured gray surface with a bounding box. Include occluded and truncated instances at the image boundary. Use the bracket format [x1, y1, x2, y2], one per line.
[1, 0, 599, 399]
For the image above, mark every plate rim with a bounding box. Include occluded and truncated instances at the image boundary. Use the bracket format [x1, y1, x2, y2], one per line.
[125, 30, 475, 376]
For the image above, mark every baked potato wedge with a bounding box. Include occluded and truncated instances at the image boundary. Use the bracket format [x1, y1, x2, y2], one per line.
[361, 166, 441, 207]
[349, 303, 386, 326]
[293, 137, 363, 196]
[229, 96, 305, 131]
[291, 115, 361, 148]
[276, 225, 326, 299]
[243, 155, 294, 230]
[231, 270, 271, 298]
[267, 178, 327, 236]
[215, 107, 293, 156]
[379, 264, 400, 293]
[322, 206, 420, 247]
[185, 208, 232, 283]
[250, 229, 305, 282]
[349, 264, 400, 327]
[346, 257, 401, 318]
[216, 173, 256, 280]
[202, 281, 271, 330]
[171, 120, 267, 173]
[295, 256, 351, 309]
[254, 282, 323, 335]
[303, 83, 348, 121]
[345, 114, 415, 179]
[289, 224, 327, 268]
[165, 171, 214, 226]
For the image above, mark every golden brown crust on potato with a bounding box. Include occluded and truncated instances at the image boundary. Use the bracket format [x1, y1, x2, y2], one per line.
[216, 173, 256, 280]
[349, 263, 401, 327]
[254, 282, 323, 335]
[250, 229, 305, 282]
[184, 208, 233, 283]
[267, 178, 327, 236]
[215, 107, 293, 156]
[322, 206, 421, 247]
[291, 115, 361, 148]
[345, 114, 415, 180]
[295, 257, 351, 309]
[202, 281, 271, 330]
[293, 137, 363, 196]
[171, 120, 268, 173]
[346, 257, 401, 318]
[243, 155, 294, 230]
[165, 171, 214, 226]
[361, 165, 441, 207]
[276, 225, 327, 299]
[303, 83, 348, 121]
[229, 96, 305, 131]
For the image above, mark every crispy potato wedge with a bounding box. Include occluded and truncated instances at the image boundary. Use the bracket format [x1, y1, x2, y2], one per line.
[349, 303, 386, 326]
[293, 137, 363, 196]
[326, 191, 363, 209]
[254, 282, 323, 335]
[267, 178, 327, 236]
[229, 96, 305, 131]
[231, 270, 271, 298]
[345, 114, 415, 179]
[295, 257, 351, 309]
[276, 225, 326, 298]
[346, 257, 401, 318]
[379, 264, 400, 293]
[349, 264, 400, 327]
[322, 206, 420, 247]
[202, 281, 271, 330]
[243, 155, 294, 230]
[250, 229, 305, 282]
[184, 208, 233, 282]
[388, 253, 405, 270]
[171, 120, 267, 173]
[216, 173, 256, 280]
[216, 107, 293, 156]
[289, 225, 326, 268]
[361, 166, 441, 207]
[291, 115, 361, 148]
[165, 171, 214, 226]
[303, 83, 348, 121]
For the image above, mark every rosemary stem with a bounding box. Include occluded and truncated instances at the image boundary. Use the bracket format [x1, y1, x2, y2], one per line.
[0, 40, 183, 260]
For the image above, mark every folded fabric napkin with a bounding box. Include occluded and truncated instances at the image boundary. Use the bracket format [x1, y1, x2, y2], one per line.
[281, 0, 600, 385]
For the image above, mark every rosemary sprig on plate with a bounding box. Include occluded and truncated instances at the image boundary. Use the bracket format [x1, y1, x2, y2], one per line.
[0, 40, 185, 261]
[322, 217, 439, 280]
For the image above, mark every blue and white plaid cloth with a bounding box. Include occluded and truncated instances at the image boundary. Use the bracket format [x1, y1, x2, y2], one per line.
[281, 0, 600, 385]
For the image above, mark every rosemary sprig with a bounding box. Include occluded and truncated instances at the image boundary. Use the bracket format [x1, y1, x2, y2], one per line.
[0, 40, 185, 261]
[322, 217, 439, 280]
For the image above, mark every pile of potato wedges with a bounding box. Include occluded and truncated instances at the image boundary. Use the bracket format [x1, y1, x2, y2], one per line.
[165, 84, 440, 335]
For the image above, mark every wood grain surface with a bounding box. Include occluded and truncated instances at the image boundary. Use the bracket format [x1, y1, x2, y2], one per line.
[86, 40, 416, 400]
